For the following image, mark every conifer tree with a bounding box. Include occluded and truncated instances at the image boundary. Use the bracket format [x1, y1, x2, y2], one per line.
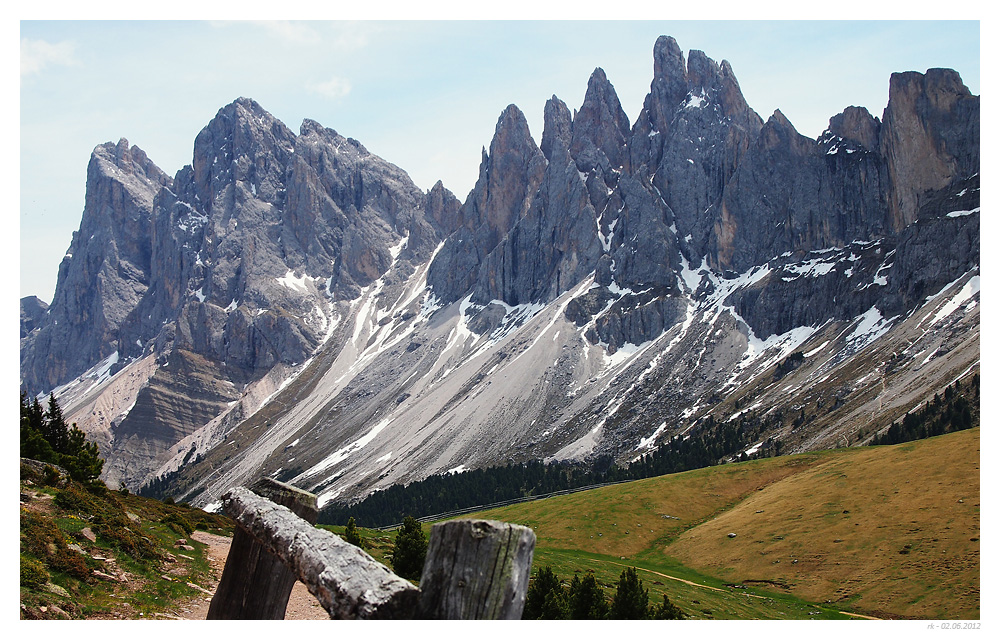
[43, 394, 69, 454]
[568, 572, 609, 619]
[523, 566, 564, 619]
[650, 593, 685, 619]
[610, 567, 649, 619]
[390, 516, 427, 580]
[19, 392, 104, 483]
[539, 585, 569, 619]
[343, 516, 365, 549]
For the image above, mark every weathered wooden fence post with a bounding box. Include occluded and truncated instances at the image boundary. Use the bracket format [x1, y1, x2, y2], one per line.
[214, 485, 421, 619]
[207, 480, 535, 619]
[418, 519, 536, 619]
[207, 478, 318, 619]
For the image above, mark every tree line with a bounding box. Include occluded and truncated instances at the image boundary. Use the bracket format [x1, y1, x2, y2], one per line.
[319, 408, 781, 527]
[869, 375, 978, 446]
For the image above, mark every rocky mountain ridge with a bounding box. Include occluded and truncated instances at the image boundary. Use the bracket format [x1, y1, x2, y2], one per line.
[20, 36, 978, 509]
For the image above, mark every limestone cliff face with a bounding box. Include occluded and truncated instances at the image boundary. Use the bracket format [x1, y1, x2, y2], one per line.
[426, 104, 547, 303]
[25, 98, 444, 394]
[706, 67, 978, 274]
[425, 36, 979, 353]
[22, 98, 451, 487]
[21, 139, 171, 393]
[880, 69, 979, 230]
[706, 108, 888, 273]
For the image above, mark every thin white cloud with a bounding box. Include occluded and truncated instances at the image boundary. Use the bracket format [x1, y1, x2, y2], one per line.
[210, 20, 374, 50]
[248, 20, 323, 45]
[308, 76, 352, 100]
[21, 38, 80, 76]
[323, 22, 378, 51]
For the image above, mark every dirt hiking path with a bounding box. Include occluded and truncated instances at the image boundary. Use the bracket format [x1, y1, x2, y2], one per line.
[176, 530, 329, 620]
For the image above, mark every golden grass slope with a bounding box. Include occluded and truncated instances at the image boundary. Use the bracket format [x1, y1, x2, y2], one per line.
[473, 428, 980, 619]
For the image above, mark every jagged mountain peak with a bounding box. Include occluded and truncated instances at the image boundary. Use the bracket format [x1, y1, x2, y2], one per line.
[423, 179, 463, 236]
[299, 117, 336, 139]
[190, 96, 297, 215]
[540, 95, 573, 162]
[652, 35, 686, 82]
[571, 66, 630, 173]
[20, 296, 49, 340]
[889, 68, 972, 100]
[755, 110, 816, 159]
[499, 102, 536, 144]
[469, 103, 545, 237]
[91, 138, 172, 186]
[825, 106, 880, 150]
[761, 109, 797, 137]
[685, 49, 719, 92]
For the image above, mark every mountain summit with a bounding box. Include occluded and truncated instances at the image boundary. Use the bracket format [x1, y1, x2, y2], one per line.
[21, 37, 978, 514]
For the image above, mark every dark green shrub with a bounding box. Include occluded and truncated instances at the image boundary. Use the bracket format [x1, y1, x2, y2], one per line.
[54, 483, 126, 525]
[20, 510, 64, 558]
[162, 512, 194, 536]
[20, 555, 49, 589]
[49, 547, 92, 581]
[54, 484, 97, 513]
[650, 593, 685, 619]
[94, 521, 161, 562]
[43, 465, 62, 487]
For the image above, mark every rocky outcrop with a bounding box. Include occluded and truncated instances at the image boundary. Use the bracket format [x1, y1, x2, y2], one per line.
[881, 69, 979, 230]
[426, 105, 546, 303]
[21, 139, 171, 393]
[706, 108, 887, 273]
[102, 349, 241, 487]
[20, 296, 48, 340]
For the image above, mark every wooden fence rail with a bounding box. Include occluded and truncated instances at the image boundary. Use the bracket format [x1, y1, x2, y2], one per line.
[207, 479, 535, 620]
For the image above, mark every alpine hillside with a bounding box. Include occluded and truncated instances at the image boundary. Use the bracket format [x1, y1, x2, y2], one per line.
[20, 36, 979, 517]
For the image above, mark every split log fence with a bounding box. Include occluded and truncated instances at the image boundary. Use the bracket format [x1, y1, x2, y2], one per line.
[207, 478, 536, 620]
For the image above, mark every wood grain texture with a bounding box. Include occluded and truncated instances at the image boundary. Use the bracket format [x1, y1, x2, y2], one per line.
[218, 486, 420, 619]
[418, 519, 536, 619]
[208, 480, 317, 619]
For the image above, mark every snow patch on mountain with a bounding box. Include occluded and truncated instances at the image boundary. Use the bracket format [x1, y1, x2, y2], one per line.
[277, 270, 310, 293]
[930, 275, 979, 326]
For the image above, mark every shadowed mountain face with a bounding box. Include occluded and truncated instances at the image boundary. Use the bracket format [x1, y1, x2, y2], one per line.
[21, 36, 978, 506]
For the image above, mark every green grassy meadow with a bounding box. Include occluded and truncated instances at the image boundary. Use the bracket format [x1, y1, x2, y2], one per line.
[464, 428, 980, 620]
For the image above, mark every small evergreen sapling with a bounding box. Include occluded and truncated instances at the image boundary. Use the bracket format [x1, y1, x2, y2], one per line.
[343, 516, 365, 549]
[650, 593, 685, 619]
[390, 516, 427, 580]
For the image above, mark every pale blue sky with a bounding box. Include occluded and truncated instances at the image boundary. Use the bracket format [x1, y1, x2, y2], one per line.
[19, 18, 981, 302]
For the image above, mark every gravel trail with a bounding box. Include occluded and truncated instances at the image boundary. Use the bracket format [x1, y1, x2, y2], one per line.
[178, 530, 329, 620]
